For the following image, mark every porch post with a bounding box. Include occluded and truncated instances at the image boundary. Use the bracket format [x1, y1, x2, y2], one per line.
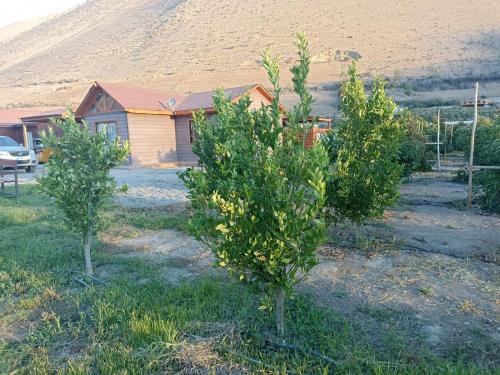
[22, 122, 28, 147]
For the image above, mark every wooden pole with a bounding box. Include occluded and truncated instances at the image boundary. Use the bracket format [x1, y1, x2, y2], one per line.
[444, 122, 447, 161]
[22, 123, 28, 147]
[14, 168, 18, 198]
[450, 123, 454, 150]
[466, 82, 479, 209]
[437, 109, 441, 172]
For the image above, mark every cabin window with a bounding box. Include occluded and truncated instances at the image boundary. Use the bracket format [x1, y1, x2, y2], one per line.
[96, 122, 117, 142]
[189, 120, 197, 144]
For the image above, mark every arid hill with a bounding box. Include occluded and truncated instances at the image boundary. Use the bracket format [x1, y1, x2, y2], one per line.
[1, 0, 499, 113]
[0, 15, 55, 45]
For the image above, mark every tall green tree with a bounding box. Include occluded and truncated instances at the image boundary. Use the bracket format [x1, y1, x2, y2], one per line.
[38, 111, 130, 275]
[326, 63, 402, 224]
[180, 33, 329, 337]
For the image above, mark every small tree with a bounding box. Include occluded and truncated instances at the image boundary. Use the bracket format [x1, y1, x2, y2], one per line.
[180, 33, 329, 337]
[38, 111, 129, 275]
[397, 109, 430, 179]
[465, 118, 500, 212]
[326, 63, 402, 224]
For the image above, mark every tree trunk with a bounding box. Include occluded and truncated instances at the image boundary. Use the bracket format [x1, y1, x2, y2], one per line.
[83, 226, 93, 276]
[354, 223, 362, 242]
[275, 287, 285, 337]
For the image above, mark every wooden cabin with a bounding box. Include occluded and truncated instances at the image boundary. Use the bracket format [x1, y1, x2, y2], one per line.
[20, 109, 70, 146]
[75, 82, 284, 165]
[0, 109, 42, 145]
[3, 82, 330, 165]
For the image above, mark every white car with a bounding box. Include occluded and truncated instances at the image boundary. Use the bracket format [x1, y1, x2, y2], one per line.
[0, 136, 38, 173]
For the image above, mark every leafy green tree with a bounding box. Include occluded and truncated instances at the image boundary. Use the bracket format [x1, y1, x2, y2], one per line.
[38, 110, 130, 275]
[180, 33, 329, 337]
[452, 124, 471, 152]
[396, 109, 430, 179]
[465, 118, 500, 212]
[326, 63, 402, 224]
[397, 137, 426, 179]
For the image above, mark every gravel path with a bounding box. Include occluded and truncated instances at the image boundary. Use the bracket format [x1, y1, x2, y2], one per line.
[19, 165, 189, 208]
[112, 167, 188, 208]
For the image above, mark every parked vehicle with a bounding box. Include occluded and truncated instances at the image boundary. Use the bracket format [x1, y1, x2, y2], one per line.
[0, 136, 38, 173]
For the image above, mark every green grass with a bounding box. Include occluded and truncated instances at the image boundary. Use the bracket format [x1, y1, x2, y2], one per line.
[0, 186, 495, 374]
[419, 286, 434, 297]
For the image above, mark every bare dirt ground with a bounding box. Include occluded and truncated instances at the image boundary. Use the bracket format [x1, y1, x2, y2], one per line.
[102, 161, 499, 366]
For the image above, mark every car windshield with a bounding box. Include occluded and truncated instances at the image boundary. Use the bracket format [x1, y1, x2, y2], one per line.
[0, 137, 19, 147]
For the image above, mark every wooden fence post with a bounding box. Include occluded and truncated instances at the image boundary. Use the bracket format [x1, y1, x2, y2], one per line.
[466, 82, 479, 209]
[444, 122, 447, 161]
[437, 109, 441, 172]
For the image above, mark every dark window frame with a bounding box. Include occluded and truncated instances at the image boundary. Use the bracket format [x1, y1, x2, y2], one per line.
[189, 120, 196, 144]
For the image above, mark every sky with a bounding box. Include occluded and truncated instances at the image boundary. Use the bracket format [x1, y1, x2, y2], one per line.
[0, 0, 84, 28]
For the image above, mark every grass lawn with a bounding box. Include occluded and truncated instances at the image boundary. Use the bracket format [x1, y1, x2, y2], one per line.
[0, 186, 494, 374]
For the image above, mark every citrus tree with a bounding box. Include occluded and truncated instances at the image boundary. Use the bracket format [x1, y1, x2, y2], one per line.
[38, 110, 130, 275]
[326, 63, 402, 224]
[180, 34, 329, 337]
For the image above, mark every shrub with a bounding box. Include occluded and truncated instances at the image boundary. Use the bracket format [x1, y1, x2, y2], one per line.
[325, 63, 402, 224]
[37, 111, 130, 275]
[180, 34, 329, 337]
[468, 119, 500, 212]
[452, 124, 471, 152]
[396, 109, 430, 178]
[321, 126, 342, 161]
[398, 137, 427, 178]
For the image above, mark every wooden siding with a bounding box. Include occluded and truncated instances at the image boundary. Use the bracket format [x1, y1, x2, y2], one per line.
[84, 112, 130, 163]
[26, 122, 64, 138]
[248, 89, 273, 110]
[0, 126, 23, 144]
[127, 113, 177, 165]
[304, 127, 330, 148]
[174, 91, 273, 162]
[174, 115, 198, 162]
[85, 112, 129, 139]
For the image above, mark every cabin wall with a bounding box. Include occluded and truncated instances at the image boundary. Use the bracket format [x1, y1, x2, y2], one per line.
[248, 89, 273, 110]
[84, 112, 129, 139]
[174, 91, 273, 162]
[174, 115, 197, 162]
[26, 122, 64, 139]
[126, 113, 177, 165]
[0, 126, 23, 144]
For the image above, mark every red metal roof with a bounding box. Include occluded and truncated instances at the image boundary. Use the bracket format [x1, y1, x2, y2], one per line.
[0, 109, 42, 126]
[174, 85, 255, 111]
[78, 82, 268, 115]
[97, 82, 185, 112]
[21, 108, 69, 122]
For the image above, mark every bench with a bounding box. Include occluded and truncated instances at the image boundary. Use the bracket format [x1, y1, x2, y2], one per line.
[0, 159, 19, 198]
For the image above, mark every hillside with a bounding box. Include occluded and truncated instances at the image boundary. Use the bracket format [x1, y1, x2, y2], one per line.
[0, 15, 55, 45]
[1, 0, 499, 113]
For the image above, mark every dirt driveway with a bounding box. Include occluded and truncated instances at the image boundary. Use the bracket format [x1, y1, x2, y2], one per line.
[100, 167, 499, 366]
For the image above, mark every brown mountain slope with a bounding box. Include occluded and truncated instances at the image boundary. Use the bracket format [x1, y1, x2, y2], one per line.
[1, 0, 499, 112]
[0, 15, 55, 45]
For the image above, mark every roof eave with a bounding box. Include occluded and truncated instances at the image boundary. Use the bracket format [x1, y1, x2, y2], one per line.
[125, 108, 174, 116]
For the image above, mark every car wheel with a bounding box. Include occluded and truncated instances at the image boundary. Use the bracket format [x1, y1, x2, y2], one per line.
[25, 166, 36, 173]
